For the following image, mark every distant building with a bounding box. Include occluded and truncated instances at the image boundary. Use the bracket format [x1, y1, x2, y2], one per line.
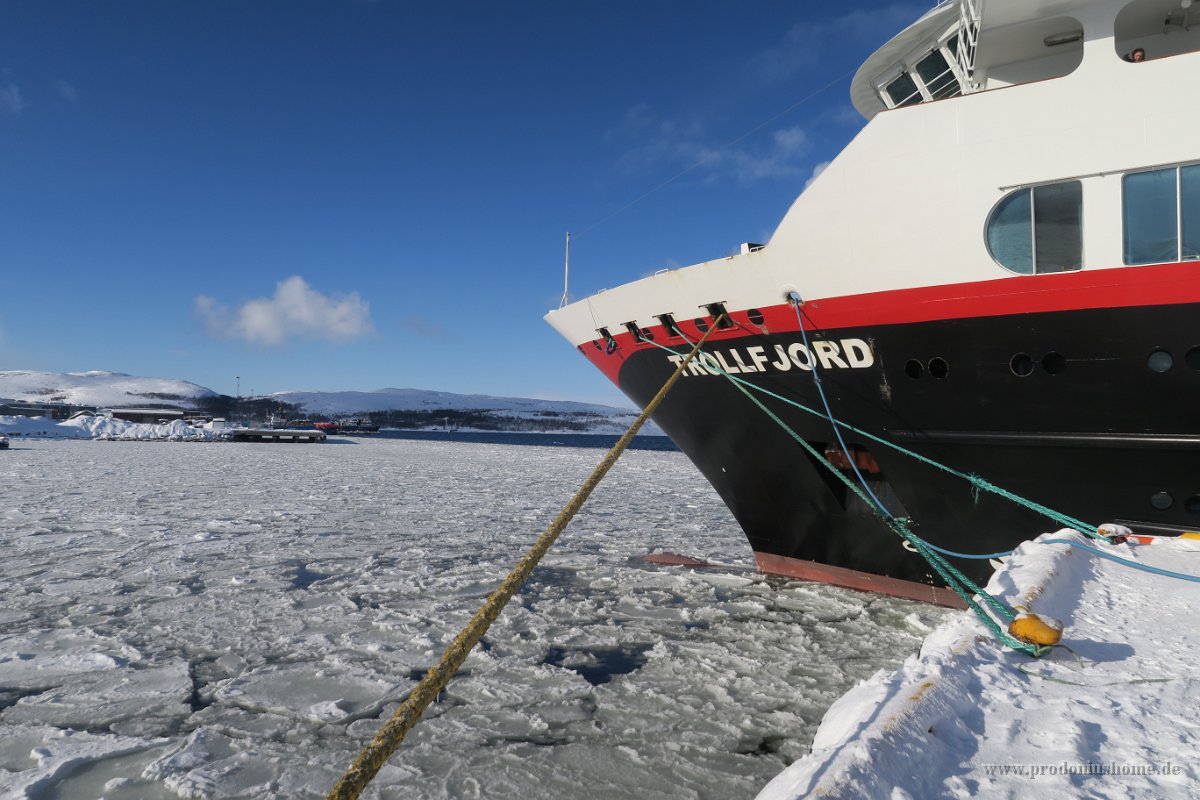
[0, 402, 92, 420]
[109, 407, 189, 424]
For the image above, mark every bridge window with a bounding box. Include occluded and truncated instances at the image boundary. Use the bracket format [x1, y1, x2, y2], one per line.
[885, 72, 922, 108]
[880, 42, 964, 110]
[1124, 165, 1200, 265]
[986, 181, 1082, 274]
[915, 50, 960, 100]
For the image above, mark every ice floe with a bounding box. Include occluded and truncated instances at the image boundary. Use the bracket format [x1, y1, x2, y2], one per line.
[1, 437, 941, 798]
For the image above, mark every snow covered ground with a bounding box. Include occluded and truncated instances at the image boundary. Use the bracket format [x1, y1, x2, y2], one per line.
[0, 438, 941, 798]
[0, 415, 214, 442]
[757, 530, 1200, 800]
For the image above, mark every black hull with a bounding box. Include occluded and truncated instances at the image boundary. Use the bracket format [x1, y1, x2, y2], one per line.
[612, 302, 1200, 591]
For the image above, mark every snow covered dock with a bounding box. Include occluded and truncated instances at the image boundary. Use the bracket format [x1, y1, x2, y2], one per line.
[757, 530, 1200, 799]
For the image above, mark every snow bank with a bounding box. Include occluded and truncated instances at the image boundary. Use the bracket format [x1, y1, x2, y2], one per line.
[0, 415, 212, 441]
[757, 529, 1200, 799]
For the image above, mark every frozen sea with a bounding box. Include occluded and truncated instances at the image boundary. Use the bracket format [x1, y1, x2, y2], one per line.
[0, 436, 946, 799]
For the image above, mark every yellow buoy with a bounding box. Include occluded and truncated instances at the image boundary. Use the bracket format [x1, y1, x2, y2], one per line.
[1008, 612, 1063, 647]
[1180, 532, 1200, 541]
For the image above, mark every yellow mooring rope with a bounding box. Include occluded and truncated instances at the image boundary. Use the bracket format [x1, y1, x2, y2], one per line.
[325, 317, 723, 800]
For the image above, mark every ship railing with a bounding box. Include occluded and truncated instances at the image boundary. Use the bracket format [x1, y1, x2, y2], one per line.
[924, 63, 963, 100]
[955, 0, 983, 91]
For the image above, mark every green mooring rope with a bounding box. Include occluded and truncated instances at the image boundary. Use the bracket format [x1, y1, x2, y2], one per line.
[735, 372, 1100, 538]
[653, 337, 1102, 539]
[643, 336, 1052, 656]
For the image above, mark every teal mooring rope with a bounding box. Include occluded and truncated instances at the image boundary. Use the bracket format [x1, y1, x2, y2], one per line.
[641, 326, 1200, 648]
[642, 334, 1047, 656]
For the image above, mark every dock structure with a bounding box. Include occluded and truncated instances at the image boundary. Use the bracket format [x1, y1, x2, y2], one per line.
[756, 530, 1200, 800]
[224, 428, 326, 443]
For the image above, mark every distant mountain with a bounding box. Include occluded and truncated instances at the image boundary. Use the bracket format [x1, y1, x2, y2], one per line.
[0, 370, 215, 408]
[0, 370, 654, 434]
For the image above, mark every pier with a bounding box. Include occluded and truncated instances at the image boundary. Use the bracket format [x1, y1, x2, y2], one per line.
[756, 530, 1200, 799]
[224, 428, 326, 443]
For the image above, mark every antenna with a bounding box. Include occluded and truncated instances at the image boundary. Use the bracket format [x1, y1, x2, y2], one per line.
[559, 231, 571, 308]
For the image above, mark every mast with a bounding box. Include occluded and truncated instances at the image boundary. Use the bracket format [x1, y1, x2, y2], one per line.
[560, 231, 571, 308]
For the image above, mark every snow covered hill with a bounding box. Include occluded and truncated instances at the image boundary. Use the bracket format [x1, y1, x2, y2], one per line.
[0, 370, 215, 407]
[0, 370, 651, 434]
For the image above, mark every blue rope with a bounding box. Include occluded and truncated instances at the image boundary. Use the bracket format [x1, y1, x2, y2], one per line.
[917, 541, 1016, 560]
[789, 299, 892, 518]
[1042, 538, 1200, 583]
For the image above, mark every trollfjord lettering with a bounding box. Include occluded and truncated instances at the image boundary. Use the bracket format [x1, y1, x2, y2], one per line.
[666, 338, 875, 377]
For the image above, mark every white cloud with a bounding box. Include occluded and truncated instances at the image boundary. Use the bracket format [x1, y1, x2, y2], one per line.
[611, 109, 811, 186]
[196, 276, 374, 346]
[804, 160, 831, 191]
[55, 80, 79, 103]
[1, 82, 27, 116]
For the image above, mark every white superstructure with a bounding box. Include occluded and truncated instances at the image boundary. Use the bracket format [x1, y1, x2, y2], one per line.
[547, 0, 1200, 347]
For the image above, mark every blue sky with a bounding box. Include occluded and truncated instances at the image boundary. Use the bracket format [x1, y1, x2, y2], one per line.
[1, 1, 923, 407]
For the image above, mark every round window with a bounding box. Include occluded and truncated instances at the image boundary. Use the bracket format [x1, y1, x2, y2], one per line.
[1010, 354, 1034, 377]
[1148, 350, 1174, 373]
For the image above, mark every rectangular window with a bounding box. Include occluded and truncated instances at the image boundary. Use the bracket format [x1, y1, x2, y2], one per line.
[1124, 168, 1178, 265]
[1033, 182, 1083, 273]
[915, 51, 961, 100]
[885, 73, 921, 107]
[1181, 165, 1200, 260]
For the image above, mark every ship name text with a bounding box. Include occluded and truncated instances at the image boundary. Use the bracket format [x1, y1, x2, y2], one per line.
[665, 338, 875, 377]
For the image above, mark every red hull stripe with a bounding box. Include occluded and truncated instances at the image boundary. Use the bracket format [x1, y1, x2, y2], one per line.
[754, 552, 968, 608]
[577, 260, 1200, 385]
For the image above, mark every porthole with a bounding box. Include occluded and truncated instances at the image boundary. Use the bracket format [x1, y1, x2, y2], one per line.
[1150, 491, 1174, 510]
[1010, 353, 1034, 376]
[1186, 495, 1200, 513]
[1147, 349, 1174, 372]
[1186, 346, 1200, 370]
[1042, 352, 1066, 374]
[905, 359, 923, 379]
[695, 318, 709, 333]
[747, 308, 765, 325]
[928, 357, 949, 379]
